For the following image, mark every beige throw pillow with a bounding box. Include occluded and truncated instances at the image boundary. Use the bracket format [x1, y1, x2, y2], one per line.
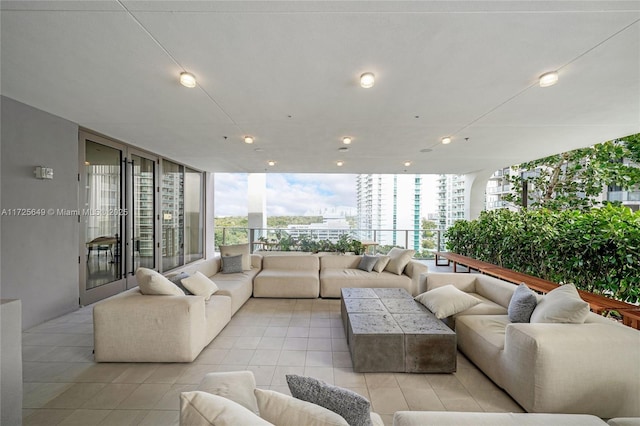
[219, 244, 251, 271]
[181, 271, 219, 301]
[135, 267, 184, 296]
[530, 284, 590, 324]
[254, 388, 348, 426]
[384, 248, 415, 275]
[373, 255, 391, 273]
[415, 285, 481, 319]
[180, 391, 272, 426]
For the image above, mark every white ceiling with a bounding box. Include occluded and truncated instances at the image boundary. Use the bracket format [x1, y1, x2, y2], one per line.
[2, 1, 639, 176]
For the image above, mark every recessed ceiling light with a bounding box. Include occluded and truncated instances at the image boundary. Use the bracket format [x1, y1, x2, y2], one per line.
[267, 160, 276, 166]
[441, 137, 452, 145]
[338, 147, 349, 152]
[342, 137, 352, 145]
[360, 72, 375, 88]
[404, 161, 411, 167]
[179, 72, 196, 88]
[244, 136, 254, 144]
[539, 71, 558, 87]
[336, 161, 344, 167]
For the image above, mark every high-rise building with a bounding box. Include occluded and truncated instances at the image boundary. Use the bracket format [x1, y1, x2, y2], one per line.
[437, 174, 466, 229]
[356, 174, 423, 251]
[486, 167, 513, 211]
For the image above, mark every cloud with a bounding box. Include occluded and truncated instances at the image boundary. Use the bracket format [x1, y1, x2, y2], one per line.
[214, 173, 357, 217]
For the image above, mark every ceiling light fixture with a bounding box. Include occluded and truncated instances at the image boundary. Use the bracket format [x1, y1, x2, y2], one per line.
[441, 137, 452, 145]
[244, 136, 254, 144]
[179, 72, 197, 88]
[360, 72, 375, 88]
[336, 161, 344, 167]
[404, 161, 411, 167]
[342, 137, 352, 145]
[267, 160, 276, 166]
[539, 71, 558, 87]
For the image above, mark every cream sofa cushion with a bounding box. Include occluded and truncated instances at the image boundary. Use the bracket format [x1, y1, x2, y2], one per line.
[530, 284, 590, 324]
[180, 391, 272, 426]
[135, 267, 184, 296]
[198, 370, 260, 414]
[373, 255, 390, 273]
[384, 248, 415, 275]
[415, 285, 481, 319]
[254, 388, 348, 426]
[182, 271, 219, 301]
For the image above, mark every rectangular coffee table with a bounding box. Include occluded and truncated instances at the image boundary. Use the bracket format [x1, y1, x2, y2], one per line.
[341, 288, 456, 373]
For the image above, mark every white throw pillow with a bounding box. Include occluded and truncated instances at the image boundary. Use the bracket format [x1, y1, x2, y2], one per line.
[254, 388, 348, 426]
[530, 284, 590, 324]
[180, 391, 272, 426]
[219, 244, 251, 271]
[181, 271, 219, 301]
[135, 267, 184, 296]
[415, 285, 481, 319]
[373, 255, 391, 273]
[384, 248, 415, 275]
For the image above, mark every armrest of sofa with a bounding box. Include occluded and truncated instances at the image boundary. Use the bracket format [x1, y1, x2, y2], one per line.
[93, 290, 207, 362]
[404, 260, 428, 296]
[503, 322, 640, 417]
[198, 371, 260, 414]
[251, 254, 263, 270]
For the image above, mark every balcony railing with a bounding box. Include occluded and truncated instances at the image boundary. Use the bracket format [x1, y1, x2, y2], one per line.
[215, 227, 448, 258]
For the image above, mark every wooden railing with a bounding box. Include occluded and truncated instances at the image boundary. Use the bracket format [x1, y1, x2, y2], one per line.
[435, 251, 640, 330]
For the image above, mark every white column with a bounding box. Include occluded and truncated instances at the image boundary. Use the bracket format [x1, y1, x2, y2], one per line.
[464, 171, 492, 220]
[205, 172, 215, 258]
[248, 174, 267, 245]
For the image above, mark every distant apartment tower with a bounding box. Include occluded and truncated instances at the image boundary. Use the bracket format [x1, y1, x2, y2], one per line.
[437, 174, 466, 229]
[356, 174, 423, 251]
[485, 167, 513, 211]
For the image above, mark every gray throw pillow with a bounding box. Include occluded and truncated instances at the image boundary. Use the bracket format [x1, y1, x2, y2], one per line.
[168, 271, 192, 295]
[286, 374, 372, 426]
[508, 283, 538, 323]
[357, 254, 378, 273]
[222, 254, 243, 274]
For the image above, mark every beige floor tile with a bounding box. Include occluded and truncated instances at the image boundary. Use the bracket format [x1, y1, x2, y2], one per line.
[117, 383, 172, 409]
[23, 362, 80, 383]
[289, 318, 311, 327]
[217, 325, 246, 337]
[426, 373, 467, 390]
[233, 336, 262, 349]
[97, 409, 149, 425]
[23, 408, 74, 425]
[305, 351, 333, 367]
[307, 337, 332, 350]
[472, 388, 525, 413]
[440, 396, 484, 412]
[81, 383, 138, 409]
[221, 348, 255, 365]
[268, 317, 291, 327]
[249, 349, 281, 366]
[194, 348, 229, 364]
[206, 335, 238, 349]
[344, 386, 370, 400]
[271, 366, 305, 386]
[282, 337, 308, 350]
[277, 350, 306, 366]
[286, 326, 310, 338]
[365, 373, 399, 388]
[334, 367, 367, 387]
[331, 338, 348, 352]
[239, 326, 267, 337]
[112, 364, 160, 383]
[23, 382, 74, 408]
[154, 384, 198, 410]
[369, 387, 409, 414]
[332, 351, 353, 368]
[303, 366, 334, 384]
[175, 365, 219, 385]
[395, 373, 431, 390]
[264, 326, 289, 337]
[35, 346, 94, 363]
[57, 409, 111, 425]
[310, 318, 332, 327]
[331, 327, 346, 338]
[401, 387, 446, 411]
[257, 336, 285, 350]
[309, 327, 332, 338]
[73, 363, 130, 383]
[144, 364, 189, 384]
[138, 409, 179, 426]
[433, 386, 473, 400]
[45, 383, 107, 409]
[247, 365, 276, 386]
[23, 345, 58, 362]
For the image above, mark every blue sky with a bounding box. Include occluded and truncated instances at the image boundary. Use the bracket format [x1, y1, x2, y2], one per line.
[214, 173, 358, 217]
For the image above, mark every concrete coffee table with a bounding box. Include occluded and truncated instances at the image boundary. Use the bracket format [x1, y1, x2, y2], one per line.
[340, 288, 456, 373]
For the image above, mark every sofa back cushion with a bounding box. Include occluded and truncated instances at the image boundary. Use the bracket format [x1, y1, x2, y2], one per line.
[263, 255, 319, 271]
[384, 248, 415, 275]
[426, 273, 477, 293]
[320, 255, 361, 270]
[474, 275, 517, 309]
[135, 268, 185, 296]
[180, 391, 271, 426]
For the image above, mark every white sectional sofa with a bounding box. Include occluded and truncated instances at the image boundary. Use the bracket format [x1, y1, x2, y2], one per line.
[253, 255, 320, 298]
[392, 411, 614, 426]
[425, 272, 640, 419]
[93, 254, 262, 362]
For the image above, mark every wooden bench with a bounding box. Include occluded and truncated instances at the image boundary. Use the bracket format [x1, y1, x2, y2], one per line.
[436, 252, 640, 330]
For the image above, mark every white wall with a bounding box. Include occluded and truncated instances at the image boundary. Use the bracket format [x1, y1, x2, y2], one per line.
[1, 96, 80, 329]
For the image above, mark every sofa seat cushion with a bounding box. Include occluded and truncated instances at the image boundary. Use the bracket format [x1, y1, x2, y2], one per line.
[204, 295, 232, 343]
[456, 293, 508, 316]
[209, 269, 259, 315]
[455, 315, 510, 387]
[392, 411, 608, 426]
[254, 270, 320, 298]
[320, 269, 411, 298]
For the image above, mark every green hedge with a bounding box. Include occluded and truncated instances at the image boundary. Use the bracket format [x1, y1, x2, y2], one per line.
[444, 205, 640, 303]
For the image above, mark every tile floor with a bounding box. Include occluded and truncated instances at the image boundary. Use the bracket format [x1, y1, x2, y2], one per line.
[22, 293, 524, 426]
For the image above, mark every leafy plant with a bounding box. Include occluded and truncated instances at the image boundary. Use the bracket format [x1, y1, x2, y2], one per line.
[444, 205, 640, 303]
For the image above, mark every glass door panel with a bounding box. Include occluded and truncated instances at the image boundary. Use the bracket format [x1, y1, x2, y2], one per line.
[81, 137, 125, 304]
[131, 154, 155, 272]
[184, 168, 203, 264]
[162, 160, 184, 271]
